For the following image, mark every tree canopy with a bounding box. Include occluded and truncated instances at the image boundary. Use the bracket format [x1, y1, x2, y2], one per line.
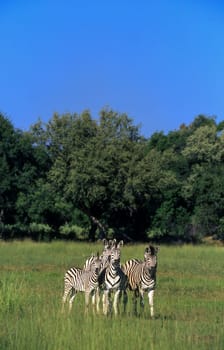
[0, 111, 224, 242]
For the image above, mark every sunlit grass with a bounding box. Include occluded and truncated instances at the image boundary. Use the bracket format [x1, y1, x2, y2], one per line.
[0, 240, 223, 350]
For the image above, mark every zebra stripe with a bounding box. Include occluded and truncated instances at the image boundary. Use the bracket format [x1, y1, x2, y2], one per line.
[102, 240, 128, 316]
[122, 244, 159, 317]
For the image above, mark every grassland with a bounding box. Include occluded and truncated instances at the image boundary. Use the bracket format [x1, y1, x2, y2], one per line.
[0, 240, 223, 350]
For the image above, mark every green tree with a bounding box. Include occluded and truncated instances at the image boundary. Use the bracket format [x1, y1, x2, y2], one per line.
[181, 120, 224, 239]
[45, 109, 143, 240]
[0, 113, 21, 224]
[0, 113, 53, 238]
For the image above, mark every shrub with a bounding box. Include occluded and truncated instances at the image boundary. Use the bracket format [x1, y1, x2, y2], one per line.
[29, 223, 53, 241]
[0, 223, 28, 240]
[59, 224, 88, 240]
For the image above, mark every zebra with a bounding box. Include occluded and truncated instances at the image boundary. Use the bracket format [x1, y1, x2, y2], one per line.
[62, 239, 112, 314]
[83, 238, 114, 312]
[102, 239, 128, 316]
[122, 244, 159, 317]
[62, 252, 102, 313]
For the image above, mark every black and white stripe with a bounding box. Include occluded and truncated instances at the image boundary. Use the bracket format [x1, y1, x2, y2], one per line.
[102, 240, 128, 316]
[122, 245, 159, 317]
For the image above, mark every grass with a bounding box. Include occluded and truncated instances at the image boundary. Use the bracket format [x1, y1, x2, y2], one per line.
[0, 240, 223, 350]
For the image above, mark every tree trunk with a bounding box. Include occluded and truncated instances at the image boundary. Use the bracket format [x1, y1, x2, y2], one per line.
[88, 221, 97, 241]
[89, 215, 107, 241]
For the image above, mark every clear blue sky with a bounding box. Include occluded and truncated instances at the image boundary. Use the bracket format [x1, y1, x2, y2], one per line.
[1, 0, 224, 137]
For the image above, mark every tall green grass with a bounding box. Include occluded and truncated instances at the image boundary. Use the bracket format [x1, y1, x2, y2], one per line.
[0, 240, 223, 350]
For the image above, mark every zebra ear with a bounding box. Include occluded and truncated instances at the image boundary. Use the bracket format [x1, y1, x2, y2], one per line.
[112, 239, 117, 247]
[118, 240, 124, 248]
[145, 247, 149, 253]
[108, 239, 113, 247]
[102, 239, 108, 246]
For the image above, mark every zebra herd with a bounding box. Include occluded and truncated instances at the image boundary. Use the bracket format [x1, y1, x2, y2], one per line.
[62, 239, 159, 317]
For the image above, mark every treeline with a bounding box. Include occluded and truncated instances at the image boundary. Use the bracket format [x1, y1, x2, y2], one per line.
[1, 109, 224, 242]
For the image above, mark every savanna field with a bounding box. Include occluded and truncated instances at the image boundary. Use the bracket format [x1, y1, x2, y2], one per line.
[0, 240, 223, 350]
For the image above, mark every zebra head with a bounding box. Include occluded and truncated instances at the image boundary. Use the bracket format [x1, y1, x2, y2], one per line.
[91, 252, 102, 274]
[144, 245, 159, 277]
[83, 252, 102, 273]
[83, 253, 97, 271]
[110, 240, 123, 266]
[100, 239, 114, 270]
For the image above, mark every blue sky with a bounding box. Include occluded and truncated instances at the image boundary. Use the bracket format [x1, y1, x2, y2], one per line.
[1, 0, 224, 137]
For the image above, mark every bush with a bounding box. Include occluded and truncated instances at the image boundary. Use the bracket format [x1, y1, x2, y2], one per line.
[216, 217, 224, 241]
[59, 224, 88, 240]
[0, 223, 28, 240]
[29, 223, 53, 241]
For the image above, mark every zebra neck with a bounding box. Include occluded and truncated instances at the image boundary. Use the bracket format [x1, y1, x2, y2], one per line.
[110, 262, 120, 272]
[143, 264, 157, 277]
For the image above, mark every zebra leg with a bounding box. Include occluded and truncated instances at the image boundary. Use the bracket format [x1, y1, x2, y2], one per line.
[85, 291, 91, 314]
[122, 290, 128, 314]
[102, 291, 106, 314]
[139, 289, 145, 313]
[62, 293, 68, 313]
[108, 291, 112, 315]
[113, 290, 121, 316]
[132, 289, 138, 316]
[105, 290, 112, 315]
[91, 289, 100, 314]
[69, 289, 77, 312]
[148, 289, 154, 318]
[62, 285, 72, 312]
[95, 288, 100, 314]
[91, 290, 96, 313]
[102, 290, 109, 315]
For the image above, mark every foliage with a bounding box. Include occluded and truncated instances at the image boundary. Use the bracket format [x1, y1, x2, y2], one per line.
[59, 223, 88, 240]
[29, 222, 53, 241]
[1, 110, 224, 242]
[217, 217, 224, 240]
[0, 223, 28, 240]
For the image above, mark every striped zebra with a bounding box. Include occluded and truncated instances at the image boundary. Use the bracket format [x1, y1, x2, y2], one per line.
[102, 239, 128, 316]
[122, 244, 159, 317]
[62, 239, 112, 313]
[82, 238, 114, 312]
[62, 252, 102, 313]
